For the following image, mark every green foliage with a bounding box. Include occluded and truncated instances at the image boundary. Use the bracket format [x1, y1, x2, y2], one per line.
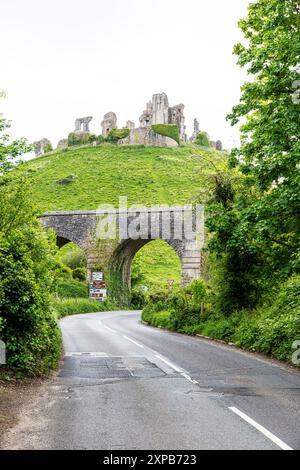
[142, 276, 300, 364]
[55, 279, 88, 298]
[0, 114, 32, 173]
[53, 297, 115, 319]
[106, 267, 131, 308]
[190, 279, 207, 306]
[44, 143, 53, 153]
[72, 267, 86, 282]
[16, 145, 226, 211]
[205, 0, 300, 316]
[195, 131, 210, 147]
[67, 132, 95, 147]
[151, 124, 180, 145]
[96, 135, 106, 144]
[56, 242, 86, 270]
[131, 240, 181, 289]
[206, 172, 276, 314]
[107, 128, 130, 142]
[59, 265, 73, 279]
[191, 277, 300, 363]
[142, 281, 210, 331]
[142, 309, 172, 329]
[227, 0, 300, 189]
[130, 287, 146, 309]
[0, 175, 62, 375]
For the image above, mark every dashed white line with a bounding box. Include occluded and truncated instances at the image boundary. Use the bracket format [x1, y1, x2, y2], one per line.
[122, 335, 144, 348]
[229, 406, 293, 451]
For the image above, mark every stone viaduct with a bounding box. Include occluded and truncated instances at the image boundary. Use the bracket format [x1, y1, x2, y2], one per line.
[40, 206, 204, 305]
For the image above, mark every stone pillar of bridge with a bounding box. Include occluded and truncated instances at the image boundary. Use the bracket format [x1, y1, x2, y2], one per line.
[85, 240, 117, 284]
[180, 246, 202, 286]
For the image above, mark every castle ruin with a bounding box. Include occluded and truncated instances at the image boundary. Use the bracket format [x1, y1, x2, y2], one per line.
[101, 112, 117, 137]
[33, 138, 52, 157]
[75, 116, 93, 133]
[47, 92, 224, 151]
[117, 92, 187, 147]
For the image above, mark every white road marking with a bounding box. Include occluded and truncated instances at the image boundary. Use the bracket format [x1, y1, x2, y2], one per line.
[155, 354, 183, 373]
[99, 321, 199, 385]
[122, 335, 144, 348]
[155, 356, 198, 384]
[181, 372, 199, 385]
[102, 324, 117, 334]
[64, 352, 109, 357]
[229, 406, 293, 451]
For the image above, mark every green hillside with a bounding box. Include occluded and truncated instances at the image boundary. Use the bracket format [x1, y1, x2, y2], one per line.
[19, 144, 227, 289]
[19, 144, 226, 211]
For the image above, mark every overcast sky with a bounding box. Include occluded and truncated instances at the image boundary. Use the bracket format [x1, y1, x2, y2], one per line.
[1, 0, 251, 151]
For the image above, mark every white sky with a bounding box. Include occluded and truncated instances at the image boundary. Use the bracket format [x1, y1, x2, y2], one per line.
[1, 0, 251, 151]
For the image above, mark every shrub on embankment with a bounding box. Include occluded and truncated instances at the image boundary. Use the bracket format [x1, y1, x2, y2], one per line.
[55, 278, 88, 299]
[52, 298, 117, 319]
[142, 276, 300, 364]
[0, 177, 62, 376]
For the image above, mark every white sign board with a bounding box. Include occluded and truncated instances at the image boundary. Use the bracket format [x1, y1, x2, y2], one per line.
[92, 271, 103, 281]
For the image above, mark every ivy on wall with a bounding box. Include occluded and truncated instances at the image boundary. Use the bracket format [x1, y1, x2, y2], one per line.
[151, 124, 180, 145]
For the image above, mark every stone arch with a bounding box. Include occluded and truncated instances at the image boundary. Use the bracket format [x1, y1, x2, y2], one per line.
[40, 208, 204, 305]
[40, 211, 96, 256]
[107, 237, 185, 305]
[49, 227, 87, 252]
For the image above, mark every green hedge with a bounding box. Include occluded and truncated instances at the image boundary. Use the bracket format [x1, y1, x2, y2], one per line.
[0, 222, 62, 376]
[52, 297, 116, 319]
[67, 132, 96, 146]
[55, 279, 88, 298]
[195, 131, 210, 147]
[151, 124, 180, 145]
[142, 276, 300, 364]
[108, 128, 130, 141]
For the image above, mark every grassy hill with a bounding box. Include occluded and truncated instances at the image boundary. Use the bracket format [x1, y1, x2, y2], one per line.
[19, 144, 227, 288]
[20, 144, 226, 211]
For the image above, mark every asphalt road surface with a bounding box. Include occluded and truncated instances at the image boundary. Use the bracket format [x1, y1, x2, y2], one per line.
[3, 310, 300, 450]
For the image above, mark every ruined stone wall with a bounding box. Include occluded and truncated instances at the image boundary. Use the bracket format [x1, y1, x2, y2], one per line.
[101, 112, 117, 136]
[120, 127, 178, 147]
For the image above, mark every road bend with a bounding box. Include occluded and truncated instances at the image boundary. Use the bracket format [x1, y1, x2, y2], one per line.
[2, 310, 300, 450]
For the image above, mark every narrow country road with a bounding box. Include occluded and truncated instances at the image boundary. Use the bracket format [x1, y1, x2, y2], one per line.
[2, 310, 300, 450]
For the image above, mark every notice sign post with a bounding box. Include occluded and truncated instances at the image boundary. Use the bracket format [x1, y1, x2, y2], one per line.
[92, 272, 103, 281]
[90, 272, 107, 301]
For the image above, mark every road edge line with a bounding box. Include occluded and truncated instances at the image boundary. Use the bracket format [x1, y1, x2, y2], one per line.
[228, 406, 293, 450]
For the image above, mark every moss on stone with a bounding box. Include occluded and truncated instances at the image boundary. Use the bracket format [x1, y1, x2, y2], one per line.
[151, 124, 180, 145]
[195, 131, 211, 148]
[68, 132, 95, 147]
[108, 128, 131, 141]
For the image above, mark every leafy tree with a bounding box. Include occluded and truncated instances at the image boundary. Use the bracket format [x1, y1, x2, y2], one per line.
[195, 131, 210, 148]
[206, 0, 300, 315]
[0, 118, 32, 173]
[0, 110, 61, 374]
[226, 0, 300, 261]
[0, 174, 62, 374]
[227, 0, 300, 188]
